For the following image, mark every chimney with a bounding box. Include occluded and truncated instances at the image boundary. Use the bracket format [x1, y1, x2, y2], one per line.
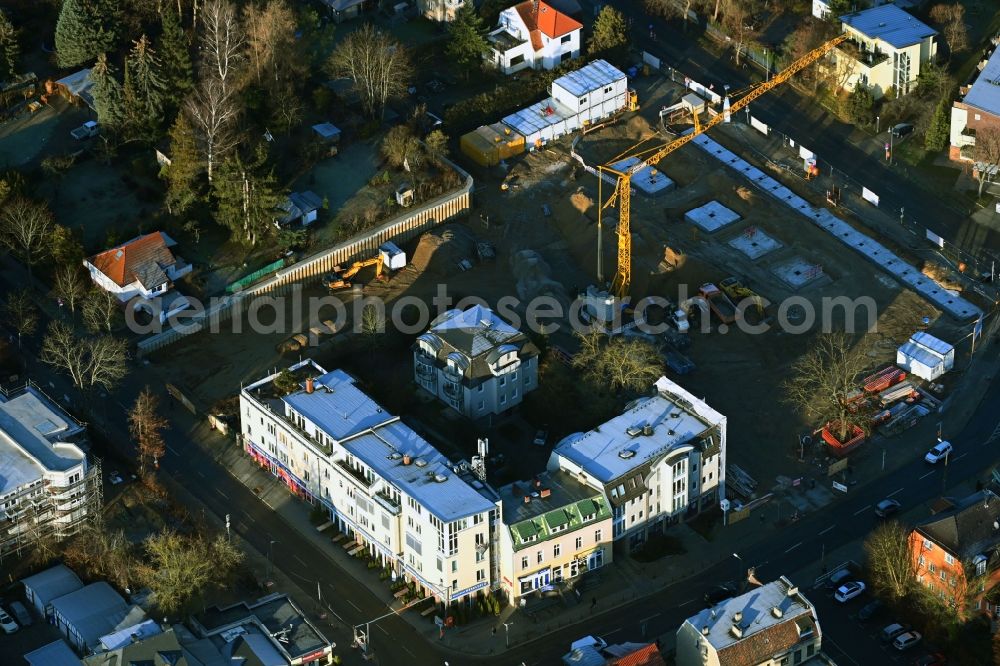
[733, 611, 743, 624]
[642, 423, 654, 436]
[786, 585, 799, 597]
[402, 454, 412, 465]
[306, 377, 314, 394]
[524, 495, 532, 504]
[539, 488, 551, 499]
[701, 625, 710, 636]
[771, 606, 783, 618]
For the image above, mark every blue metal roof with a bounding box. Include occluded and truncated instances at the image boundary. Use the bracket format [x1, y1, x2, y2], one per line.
[840, 5, 936, 49]
[283, 371, 394, 441]
[552, 59, 626, 98]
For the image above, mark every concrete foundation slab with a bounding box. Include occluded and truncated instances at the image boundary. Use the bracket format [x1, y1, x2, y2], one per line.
[728, 227, 782, 259]
[684, 200, 740, 233]
[772, 257, 825, 289]
[611, 156, 675, 196]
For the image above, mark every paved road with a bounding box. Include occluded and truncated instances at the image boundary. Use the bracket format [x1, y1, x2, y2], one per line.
[609, 2, 999, 268]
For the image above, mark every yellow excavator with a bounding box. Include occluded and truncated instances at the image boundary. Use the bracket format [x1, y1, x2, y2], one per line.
[598, 33, 849, 300]
[323, 255, 385, 291]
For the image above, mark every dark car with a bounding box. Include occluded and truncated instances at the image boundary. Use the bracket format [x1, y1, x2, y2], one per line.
[875, 499, 901, 518]
[704, 582, 738, 605]
[914, 654, 947, 666]
[857, 599, 882, 621]
[891, 123, 915, 139]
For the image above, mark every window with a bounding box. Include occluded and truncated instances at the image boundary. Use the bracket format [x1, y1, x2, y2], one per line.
[510, 54, 524, 67]
[939, 570, 946, 581]
[576, 536, 583, 549]
[923, 539, 933, 551]
[595, 529, 602, 542]
[554, 544, 561, 557]
[500, 394, 507, 405]
[478, 401, 485, 410]
[944, 553, 955, 565]
[452, 560, 458, 573]
[807, 645, 815, 657]
[793, 649, 802, 664]
[499, 376, 506, 387]
[521, 580, 532, 594]
[477, 569, 485, 582]
[561, 34, 572, 44]
[537, 551, 543, 564]
[521, 556, 529, 569]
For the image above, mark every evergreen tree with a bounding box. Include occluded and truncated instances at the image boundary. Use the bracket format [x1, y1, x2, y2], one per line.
[124, 35, 166, 141]
[158, 7, 193, 112]
[0, 11, 19, 82]
[161, 112, 203, 215]
[55, 0, 120, 69]
[925, 100, 951, 152]
[212, 143, 284, 247]
[588, 6, 628, 57]
[446, 5, 489, 79]
[91, 53, 125, 133]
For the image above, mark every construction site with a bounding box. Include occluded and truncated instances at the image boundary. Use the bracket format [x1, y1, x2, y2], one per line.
[151, 48, 982, 504]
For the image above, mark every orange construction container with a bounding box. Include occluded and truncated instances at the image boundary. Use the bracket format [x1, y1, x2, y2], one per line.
[460, 123, 525, 167]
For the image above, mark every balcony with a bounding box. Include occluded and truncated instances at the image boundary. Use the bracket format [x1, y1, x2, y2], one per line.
[837, 41, 889, 68]
[375, 491, 401, 516]
[336, 459, 373, 488]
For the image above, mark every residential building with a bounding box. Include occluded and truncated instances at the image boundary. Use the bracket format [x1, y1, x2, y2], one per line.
[22, 565, 83, 617]
[277, 191, 324, 227]
[950, 44, 1000, 162]
[320, 0, 366, 23]
[50, 581, 148, 654]
[498, 470, 612, 605]
[676, 576, 822, 666]
[563, 640, 667, 666]
[834, 5, 937, 99]
[0, 383, 100, 558]
[24, 640, 82, 666]
[413, 305, 539, 420]
[548, 376, 725, 553]
[488, 0, 582, 75]
[83, 231, 192, 322]
[83, 625, 226, 666]
[417, 0, 465, 22]
[240, 361, 500, 604]
[910, 489, 1000, 614]
[192, 594, 334, 666]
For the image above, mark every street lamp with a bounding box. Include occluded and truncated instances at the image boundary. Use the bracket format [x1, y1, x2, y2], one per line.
[267, 540, 279, 581]
[764, 49, 769, 83]
[503, 621, 514, 649]
[732, 552, 743, 583]
[876, 115, 880, 134]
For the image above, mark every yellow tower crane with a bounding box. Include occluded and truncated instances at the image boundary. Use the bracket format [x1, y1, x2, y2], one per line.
[599, 33, 848, 299]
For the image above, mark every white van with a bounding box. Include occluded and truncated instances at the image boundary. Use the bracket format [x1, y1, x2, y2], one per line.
[570, 635, 608, 652]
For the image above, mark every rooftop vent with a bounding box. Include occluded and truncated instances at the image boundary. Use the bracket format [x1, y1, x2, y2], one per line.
[618, 449, 636, 459]
[733, 611, 743, 624]
[642, 423, 654, 437]
[667, 429, 676, 436]
[306, 377, 314, 394]
[729, 625, 743, 639]
[435, 474, 448, 483]
[402, 455, 412, 466]
[626, 425, 643, 438]
[771, 606, 783, 619]
[670, 411, 680, 418]
[786, 585, 799, 597]
[701, 625, 710, 636]
[524, 495, 532, 504]
[415, 458, 428, 467]
[539, 488, 551, 498]
[389, 453, 402, 461]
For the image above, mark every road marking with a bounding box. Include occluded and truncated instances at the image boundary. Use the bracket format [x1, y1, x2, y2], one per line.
[919, 470, 935, 480]
[166, 444, 178, 455]
[347, 599, 362, 612]
[196, 470, 206, 479]
[215, 488, 228, 499]
[603, 627, 623, 637]
[293, 555, 308, 568]
[953, 452, 967, 462]
[377, 625, 389, 636]
[638, 613, 660, 625]
[402, 646, 416, 658]
[784, 541, 802, 554]
[887, 488, 904, 497]
[818, 525, 836, 536]
[678, 599, 695, 606]
[852, 505, 871, 516]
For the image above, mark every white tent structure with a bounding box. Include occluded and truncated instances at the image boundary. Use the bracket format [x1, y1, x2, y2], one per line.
[897, 331, 955, 381]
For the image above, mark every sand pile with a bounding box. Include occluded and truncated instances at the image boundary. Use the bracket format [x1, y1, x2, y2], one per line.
[735, 186, 754, 202]
[510, 249, 569, 306]
[408, 225, 475, 276]
[921, 262, 963, 292]
[571, 190, 593, 214]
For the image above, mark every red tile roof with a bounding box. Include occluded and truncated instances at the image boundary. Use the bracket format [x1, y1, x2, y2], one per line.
[515, 0, 583, 52]
[715, 617, 815, 666]
[609, 643, 667, 666]
[88, 232, 176, 289]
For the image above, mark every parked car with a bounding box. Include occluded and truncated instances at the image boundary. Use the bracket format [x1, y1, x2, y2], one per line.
[880, 623, 909, 643]
[875, 499, 901, 518]
[894, 631, 922, 650]
[570, 635, 608, 651]
[914, 653, 947, 666]
[857, 599, 882, 621]
[891, 123, 915, 139]
[825, 568, 851, 590]
[0, 608, 17, 634]
[704, 582, 738, 605]
[924, 441, 953, 464]
[8, 601, 31, 627]
[835, 581, 866, 602]
[532, 430, 548, 447]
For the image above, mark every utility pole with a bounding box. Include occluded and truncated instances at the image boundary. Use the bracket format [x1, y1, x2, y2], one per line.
[503, 621, 513, 648]
[225, 513, 231, 541]
[881, 449, 886, 472]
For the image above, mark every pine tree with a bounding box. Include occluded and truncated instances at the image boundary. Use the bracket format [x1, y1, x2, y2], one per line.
[0, 11, 19, 82]
[91, 53, 125, 133]
[212, 143, 284, 247]
[55, 0, 120, 69]
[446, 5, 489, 79]
[925, 100, 951, 152]
[158, 6, 193, 112]
[588, 6, 628, 57]
[124, 35, 166, 141]
[161, 112, 203, 215]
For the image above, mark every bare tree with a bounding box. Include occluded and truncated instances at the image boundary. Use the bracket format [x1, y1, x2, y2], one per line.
[2, 289, 39, 347]
[185, 78, 239, 182]
[139, 530, 244, 615]
[930, 4, 968, 57]
[971, 126, 1000, 197]
[572, 330, 664, 393]
[83, 288, 121, 333]
[783, 332, 875, 442]
[63, 517, 138, 591]
[865, 521, 916, 600]
[721, 0, 759, 66]
[327, 25, 412, 119]
[53, 265, 88, 314]
[41, 322, 129, 390]
[381, 125, 423, 169]
[199, 0, 243, 98]
[360, 303, 385, 350]
[129, 388, 169, 475]
[0, 197, 54, 278]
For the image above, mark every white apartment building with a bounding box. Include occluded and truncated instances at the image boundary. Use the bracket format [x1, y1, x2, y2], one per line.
[548, 376, 726, 553]
[676, 576, 822, 666]
[488, 0, 582, 75]
[240, 361, 500, 605]
[413, 306, 538, 420]
[0, 383, 99, 556]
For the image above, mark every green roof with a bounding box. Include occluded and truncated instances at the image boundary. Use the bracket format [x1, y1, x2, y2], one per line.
[509, 495, 610, 550]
